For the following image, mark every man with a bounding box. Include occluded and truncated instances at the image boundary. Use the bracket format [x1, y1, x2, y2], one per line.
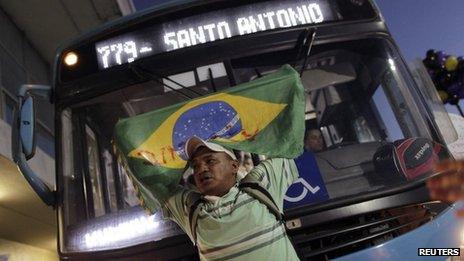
[162, 136, 300, 260]
[305, 128, 325, 152]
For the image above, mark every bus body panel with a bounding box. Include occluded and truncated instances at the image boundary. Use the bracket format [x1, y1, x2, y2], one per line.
[338, 202, 464, 261]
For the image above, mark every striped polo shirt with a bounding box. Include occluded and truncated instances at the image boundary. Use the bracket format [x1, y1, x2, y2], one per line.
[163, 158, 300, 261]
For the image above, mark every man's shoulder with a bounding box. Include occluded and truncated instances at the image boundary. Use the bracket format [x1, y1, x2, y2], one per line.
[164, 186, 201, 211]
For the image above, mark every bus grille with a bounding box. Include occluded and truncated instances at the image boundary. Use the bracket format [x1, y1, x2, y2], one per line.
[288, 203, 440, 260]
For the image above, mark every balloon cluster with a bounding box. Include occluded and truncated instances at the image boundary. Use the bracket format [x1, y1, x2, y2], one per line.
[423, 49, 464, 104]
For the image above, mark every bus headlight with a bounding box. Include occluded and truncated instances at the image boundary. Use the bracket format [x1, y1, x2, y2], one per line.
[64, 52, 79, 67]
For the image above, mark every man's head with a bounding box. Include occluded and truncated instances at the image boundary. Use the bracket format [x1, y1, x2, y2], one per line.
[305, 128, 325, 152]
[186, 137, 239, 196]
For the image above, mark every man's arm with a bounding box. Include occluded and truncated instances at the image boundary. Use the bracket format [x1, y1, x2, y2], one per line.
[160, 186, 196, 240]
[247, 158, 299, 211]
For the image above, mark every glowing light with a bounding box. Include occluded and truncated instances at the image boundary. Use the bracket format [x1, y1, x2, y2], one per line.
[388, 58, 396, 71]
[84, 214, 159, 249]
[64, 52, 79, 67]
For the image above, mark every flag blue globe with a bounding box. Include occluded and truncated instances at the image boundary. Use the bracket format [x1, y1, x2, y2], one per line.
[172, 101, 242, 160]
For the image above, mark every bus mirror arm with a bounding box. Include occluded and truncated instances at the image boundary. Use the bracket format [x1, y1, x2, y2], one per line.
[12, 84, 56, 207]
[18, 84, 51, 99]
[15, 152, 56, 206]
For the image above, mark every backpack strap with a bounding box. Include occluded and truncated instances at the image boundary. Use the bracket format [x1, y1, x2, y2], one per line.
[238, 175, 284, 222]
[186, 191, 204, 246]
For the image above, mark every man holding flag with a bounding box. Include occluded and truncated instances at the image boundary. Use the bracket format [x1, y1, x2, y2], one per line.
[164, 136, 300, 260]
[115, 65, 305, 260]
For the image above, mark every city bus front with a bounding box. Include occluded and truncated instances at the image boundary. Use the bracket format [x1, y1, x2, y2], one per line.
[35, 0, 461, 259]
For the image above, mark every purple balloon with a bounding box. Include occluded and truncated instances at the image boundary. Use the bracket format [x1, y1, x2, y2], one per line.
[448, 82, 464, 100]
[436, 51, 447, 66]
[446, 83, 459, 95]
[427, 69, 437, 81]
[458, 61, 464, 73]
[453, 82, 464, 99]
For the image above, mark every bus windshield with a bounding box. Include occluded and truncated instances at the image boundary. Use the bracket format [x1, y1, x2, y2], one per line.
[59, 37, 434, 252]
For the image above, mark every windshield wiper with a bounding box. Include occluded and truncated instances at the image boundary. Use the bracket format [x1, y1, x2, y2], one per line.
[294, 29, 317, 76]
[130, 64, 204, 99]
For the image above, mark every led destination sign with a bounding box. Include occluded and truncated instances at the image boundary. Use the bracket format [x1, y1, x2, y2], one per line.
[95, 0, 336, 69]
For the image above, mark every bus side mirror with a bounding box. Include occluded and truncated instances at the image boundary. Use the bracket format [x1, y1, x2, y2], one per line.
[19, 95, 36, 159]
[12, 84, 55, 207]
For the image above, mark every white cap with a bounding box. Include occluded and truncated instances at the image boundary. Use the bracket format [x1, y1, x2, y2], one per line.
[185, 136, 237, 161]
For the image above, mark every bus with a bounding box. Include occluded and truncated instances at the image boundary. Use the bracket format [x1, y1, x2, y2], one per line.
[11, 0, 464, 260]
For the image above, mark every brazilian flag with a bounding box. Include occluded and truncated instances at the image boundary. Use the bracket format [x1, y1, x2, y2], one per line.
[115, 65, 305, 213]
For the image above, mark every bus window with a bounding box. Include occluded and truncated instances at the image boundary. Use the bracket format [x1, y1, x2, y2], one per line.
[117, 163, 140, 207]
[61, 109, 87, 226]
[381, 63, 426, 139]
[372, 84, 405, 142]
[353, 116, 376, 143]
[85, 125, 106, 217]
[163, 71, 196, 93]
[281, 39, 433, 207]
[102, 149, 118, 212]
